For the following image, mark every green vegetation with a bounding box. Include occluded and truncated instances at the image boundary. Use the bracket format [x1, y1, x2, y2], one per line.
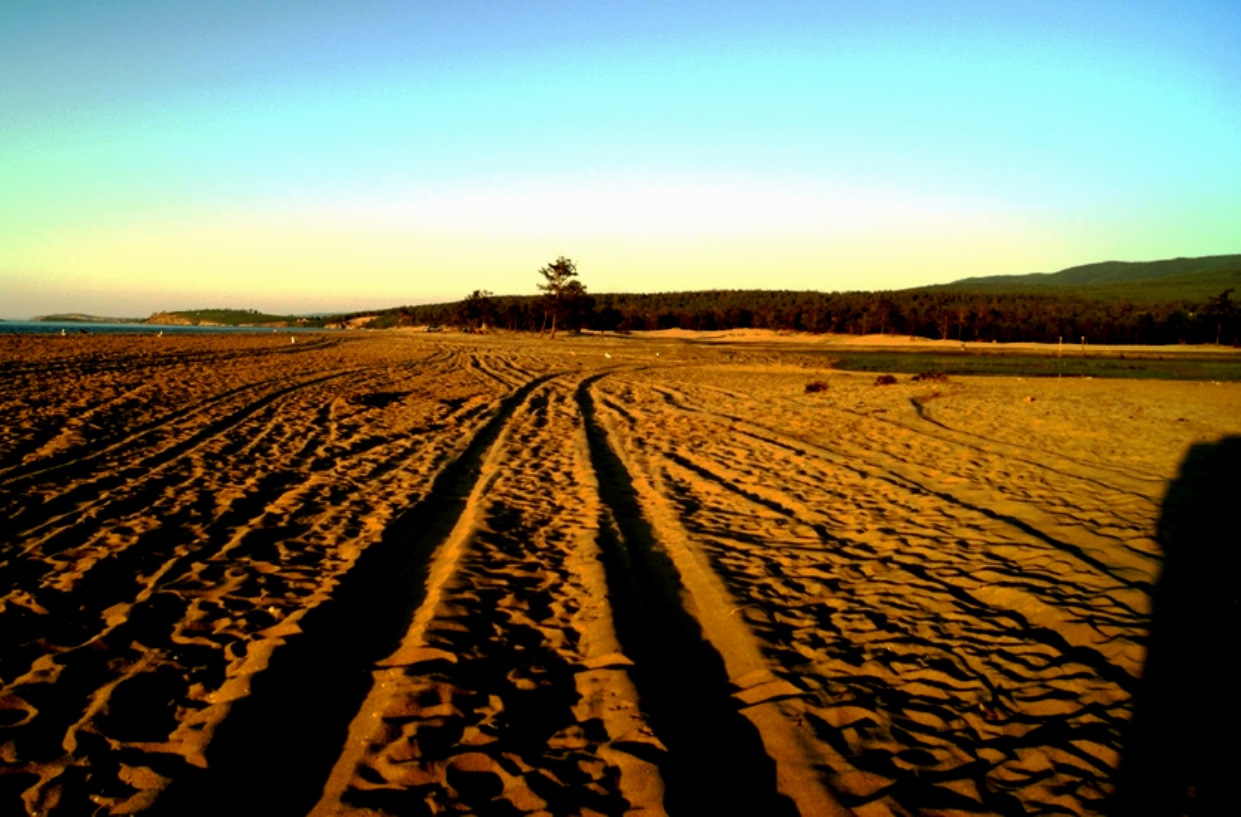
[927, 254, 1241, 303]
[534, 257, 595, 339]
[152, 309, 326, 327]
[323, 253, 1241, 347]
[360, 286, 1238, 347]
[33, 313, 144, 324]
[454, 290, 496, 333]
[824, 349, 1241, 381]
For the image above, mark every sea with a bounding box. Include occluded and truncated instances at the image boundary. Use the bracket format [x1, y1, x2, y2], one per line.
[0, 321, 327, 336]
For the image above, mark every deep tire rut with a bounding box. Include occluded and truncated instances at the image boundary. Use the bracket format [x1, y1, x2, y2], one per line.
[579, 374, 847, 817]
[153, 374, 557, 816]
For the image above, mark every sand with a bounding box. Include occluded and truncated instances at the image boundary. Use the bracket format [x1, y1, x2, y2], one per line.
[1, 331, 1237, 815]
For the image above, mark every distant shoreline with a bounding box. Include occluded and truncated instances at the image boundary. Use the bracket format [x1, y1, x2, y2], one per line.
[0, 320, 325, 336]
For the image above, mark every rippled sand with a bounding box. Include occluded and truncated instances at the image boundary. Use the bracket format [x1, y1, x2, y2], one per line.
[1, 331, 1236, 815]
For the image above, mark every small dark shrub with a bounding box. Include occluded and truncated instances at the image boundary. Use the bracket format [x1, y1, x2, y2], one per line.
[912, 370, 948, 382]
[805, 380, 829, 393]
[874, 374, 898, 386]
[344, 391, 407, 408]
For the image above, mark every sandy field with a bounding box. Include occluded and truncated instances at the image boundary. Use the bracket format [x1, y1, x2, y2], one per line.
[1, 331, 1237, 816]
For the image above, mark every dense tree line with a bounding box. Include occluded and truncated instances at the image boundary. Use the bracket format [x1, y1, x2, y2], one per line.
[352, 287, 1238, 346]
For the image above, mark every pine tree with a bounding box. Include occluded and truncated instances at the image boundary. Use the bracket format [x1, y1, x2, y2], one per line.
[536, 256, 579, 339]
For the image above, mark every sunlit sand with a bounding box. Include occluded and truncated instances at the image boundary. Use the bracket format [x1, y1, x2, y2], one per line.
[1, 331, 1237, 815]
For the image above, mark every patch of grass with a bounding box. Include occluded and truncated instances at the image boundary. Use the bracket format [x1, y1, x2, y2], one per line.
[827, 350, 1241, 381]
[912, 369, 948, 382]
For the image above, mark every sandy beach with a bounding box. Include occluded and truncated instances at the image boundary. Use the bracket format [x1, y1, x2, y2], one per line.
[1, 331, 1237, 815]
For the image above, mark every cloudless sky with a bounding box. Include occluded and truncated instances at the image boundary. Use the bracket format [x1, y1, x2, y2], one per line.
[2, 1, 1238, 317]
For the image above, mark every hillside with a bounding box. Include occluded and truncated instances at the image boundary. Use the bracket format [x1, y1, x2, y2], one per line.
[30, 309, 322, 327]
[930, 254, 1241, 302]
[147, 309, 324, 327]
[33, 313, 145, 324]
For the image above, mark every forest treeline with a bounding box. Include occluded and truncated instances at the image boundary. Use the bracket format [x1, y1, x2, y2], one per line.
[346, 287, 1238, 346]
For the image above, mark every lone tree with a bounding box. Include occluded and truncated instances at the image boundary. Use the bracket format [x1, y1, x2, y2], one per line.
[537, 256, 581, 339]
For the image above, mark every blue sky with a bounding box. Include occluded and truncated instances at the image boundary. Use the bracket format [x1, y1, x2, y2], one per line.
[2, 1, 1238, 317]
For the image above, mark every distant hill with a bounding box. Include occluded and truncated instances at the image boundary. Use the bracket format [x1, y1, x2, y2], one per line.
[33, 313, 145, 324]
[23, 252, 1240, 345]
[928, 254, 1241, 302]
[32, 309, 326, 327]
[147, 309, 324, 327]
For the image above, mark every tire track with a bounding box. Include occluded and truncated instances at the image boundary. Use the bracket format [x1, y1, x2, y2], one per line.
[0, 336, 352, 473]
[4, 336, 1225, 816]
[0, 334, 343, 379]
[0, 342, 456, 488]
[579, 373, 848, 817]
[315, 374, 665, 815]
[1, 342, 524, 815]
[2, 370, 364, 565]
[593, 368, 1152, 815]
[151, 374, 557, 816]
[634, 378, 1157, 592]
[0, 371, 310, 485]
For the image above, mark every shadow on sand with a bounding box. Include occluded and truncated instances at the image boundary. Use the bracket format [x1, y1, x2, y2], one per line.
[1112, 435, 1241, 815]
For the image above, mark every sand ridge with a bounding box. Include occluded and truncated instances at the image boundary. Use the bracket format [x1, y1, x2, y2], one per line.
[1, 332, 1237, 815]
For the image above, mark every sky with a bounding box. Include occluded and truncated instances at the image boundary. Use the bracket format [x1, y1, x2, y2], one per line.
[2, 1, 1238, 318]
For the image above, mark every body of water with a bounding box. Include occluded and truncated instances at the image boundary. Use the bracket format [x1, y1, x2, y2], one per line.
[0, 321, 328, 336]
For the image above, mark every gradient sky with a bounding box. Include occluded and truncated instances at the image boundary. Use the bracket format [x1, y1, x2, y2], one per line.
[2, 1, 1238, 318]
